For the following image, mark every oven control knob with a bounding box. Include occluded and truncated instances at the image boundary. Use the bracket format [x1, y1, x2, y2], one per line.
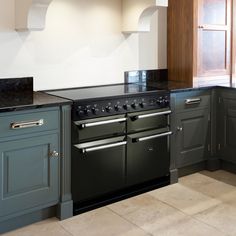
[157, 99, 164, 105]
[114, 105, 121, 111]
[164, 99, 170, 106]
[139, 102, 144, 108]
[123, 104, 130, 110]
[92, 107, 99, 114]
[84, 109, 91, 115]
[105, 106, 112, 112]
[131, 103, 138, 109]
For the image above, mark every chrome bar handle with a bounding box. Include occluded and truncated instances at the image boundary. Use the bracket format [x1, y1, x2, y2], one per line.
[185, 98, 201, 105]
[75, 118, 127, 129]
[11, 119, 44, 129]
[134, 131, 173, 143]
[75, 141, 127, 153]
[132, 110, 171, 120]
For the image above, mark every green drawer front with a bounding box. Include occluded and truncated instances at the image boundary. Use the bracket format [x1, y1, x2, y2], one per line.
[175, 91, 210, 112]
[0, 108, 59, 138]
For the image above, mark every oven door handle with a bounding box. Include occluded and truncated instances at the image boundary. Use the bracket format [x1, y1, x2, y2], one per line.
[131, 110, 171, 121]
[133, 131, 172, 143]
[75, 141, 127, 153]
[76, 117, 127, 129]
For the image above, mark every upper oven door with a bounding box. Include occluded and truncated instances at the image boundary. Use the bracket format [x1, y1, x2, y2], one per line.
[127, 109, 171, 134]
[73, 114, 126, 142]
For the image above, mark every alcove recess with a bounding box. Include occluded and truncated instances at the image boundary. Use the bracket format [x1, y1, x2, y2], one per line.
[122, 0, 168, 33]
[15, 0, 168, 32]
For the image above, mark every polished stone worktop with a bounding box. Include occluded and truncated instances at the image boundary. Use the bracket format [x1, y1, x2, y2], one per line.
[0, 91, 72, 113]
[146, 80, 236, 93]
[124, 69, 236, 93]
[0, 77, 71, 112]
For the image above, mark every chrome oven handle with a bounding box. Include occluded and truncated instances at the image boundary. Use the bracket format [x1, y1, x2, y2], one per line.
[133, 131, 173, 143]
[185, 98, 201, 105]
[76, 118, 127, 129]
[132, 110, 171, 121]
[11, 119, 44, 129]
[75, 141, 127, 153]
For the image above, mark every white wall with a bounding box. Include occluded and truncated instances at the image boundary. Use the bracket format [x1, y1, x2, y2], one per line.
[0, 0, 167, 91]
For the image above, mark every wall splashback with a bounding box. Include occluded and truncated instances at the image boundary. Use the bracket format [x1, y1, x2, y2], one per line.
[0, 0, 167, 90]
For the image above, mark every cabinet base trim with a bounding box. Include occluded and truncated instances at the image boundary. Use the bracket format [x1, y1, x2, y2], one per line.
[170, 169, 178, 184]
[221, 160, 236, 174]
[57, 200, 73, 220]
[178, 162, 206, 177]
[0, 206, 56, 234]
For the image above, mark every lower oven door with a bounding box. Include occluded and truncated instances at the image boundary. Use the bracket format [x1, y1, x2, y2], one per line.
[127, 128, 172, 186]
[72, 136, 126, 203]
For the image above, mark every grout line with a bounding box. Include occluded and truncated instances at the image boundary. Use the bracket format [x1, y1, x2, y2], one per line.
[106, 206, 153, 236]
[58, 222, 75, 236]
[191, 214, 230, 236]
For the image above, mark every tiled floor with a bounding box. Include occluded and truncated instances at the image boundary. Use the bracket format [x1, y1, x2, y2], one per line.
[3, 170, 236, 236]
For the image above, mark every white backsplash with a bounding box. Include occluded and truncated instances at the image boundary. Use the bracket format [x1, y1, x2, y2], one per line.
[0, 0, 167, 91]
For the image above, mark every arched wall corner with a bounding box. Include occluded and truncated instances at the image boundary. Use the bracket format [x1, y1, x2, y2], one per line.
[122, 0, 168, 33]
[15, 0, 53, 31]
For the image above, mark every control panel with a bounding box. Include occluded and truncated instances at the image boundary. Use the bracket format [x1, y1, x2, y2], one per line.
[73, 93, 170, 120]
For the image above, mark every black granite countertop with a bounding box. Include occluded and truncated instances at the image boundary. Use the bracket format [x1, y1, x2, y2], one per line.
[124, 69, 236, 93]
[146, 80, 236, 93]
[0, 91, 72, 113]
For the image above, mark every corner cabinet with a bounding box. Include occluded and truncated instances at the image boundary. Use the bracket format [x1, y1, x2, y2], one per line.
[171, 91, 211, 172]
[217, 89, 236, 164]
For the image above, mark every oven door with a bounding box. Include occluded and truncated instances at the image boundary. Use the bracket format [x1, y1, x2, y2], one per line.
[72, 136, 126, 203]
[127, 128, 171, 187]
[127, 109, 171, 133]
[73, 115, 126, 142]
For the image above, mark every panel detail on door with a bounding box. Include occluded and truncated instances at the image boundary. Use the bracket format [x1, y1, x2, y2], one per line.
[176, 108, 210, 168]
[3, 144, 49, 198]
[218, 96, 236, 163]
[0, 133, 59, 218]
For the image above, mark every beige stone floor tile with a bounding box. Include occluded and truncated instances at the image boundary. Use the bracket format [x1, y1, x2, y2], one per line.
[59, 207, 146, 236]
[179, 173, 236, 200]
[111, 193, 193, 234]
[148, 183, 221, 215]
[194, 203, 236, 236]
[151, 216, 227, 236]
[4, 218, 71, 236]
[201, 170, 236, 187]
[108, 193, 161, 216]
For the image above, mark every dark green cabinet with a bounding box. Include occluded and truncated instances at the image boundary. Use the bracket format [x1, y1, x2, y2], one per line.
[0, 133, 59, 217]
[172, 91, 211, 170]
[176, 108, 210, 168]
[217, 91, 236, 164]
[0, 107, 62, 227]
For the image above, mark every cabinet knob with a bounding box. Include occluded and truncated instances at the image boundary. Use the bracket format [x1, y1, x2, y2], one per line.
[177, 127, 183, 132]
[198, 25, 204, 29]
[50, 150, 59, 158]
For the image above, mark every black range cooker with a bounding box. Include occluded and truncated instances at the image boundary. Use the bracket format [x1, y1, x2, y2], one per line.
[47, 84, 172, 214]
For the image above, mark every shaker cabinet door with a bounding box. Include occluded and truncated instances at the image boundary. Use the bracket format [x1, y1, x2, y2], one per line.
[0, 134, 59, 218]
[176, 108, 210, 168]
[217, 95, 236, 163]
